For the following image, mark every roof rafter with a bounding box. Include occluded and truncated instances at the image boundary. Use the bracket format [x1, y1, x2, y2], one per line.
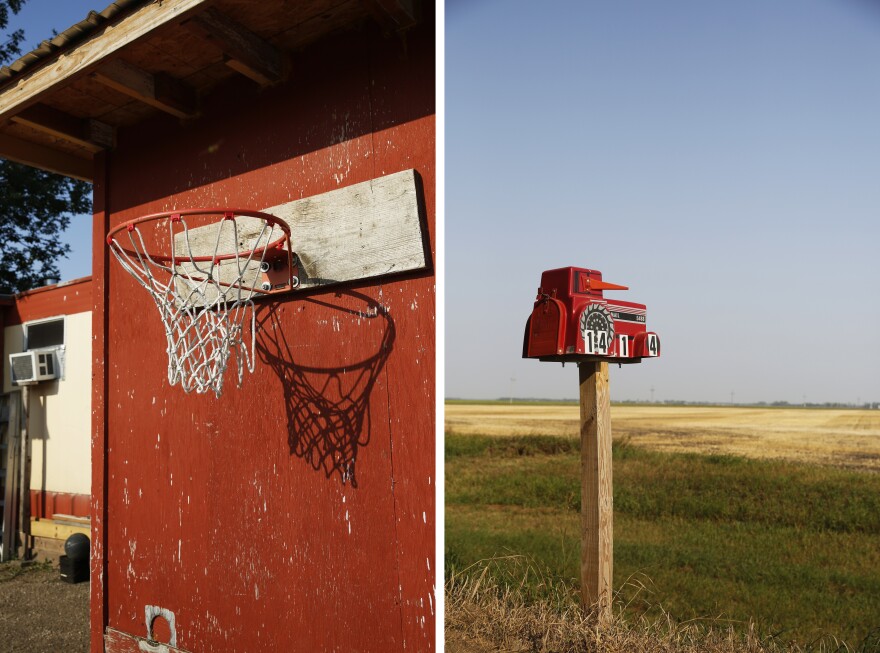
[11, 103, 115, 152]
[183, 8, 287, 87]
[91, 59, 198, 120]
[371, 0, 420, 33]
[0, 133, 92, 181]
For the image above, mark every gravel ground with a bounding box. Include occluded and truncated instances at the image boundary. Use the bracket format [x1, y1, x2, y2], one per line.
[0, 561, 89, 653]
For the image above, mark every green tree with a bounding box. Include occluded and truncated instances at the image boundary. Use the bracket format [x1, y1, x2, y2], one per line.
[0, 0, 92, 293]
[0, 1, 24, 62]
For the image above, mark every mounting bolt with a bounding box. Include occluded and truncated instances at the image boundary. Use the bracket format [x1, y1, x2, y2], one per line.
[290, 254, 298, 267]
[260, 281, 272, 292]
[290, 276, 300, 289]
[260, 261, 271, 273]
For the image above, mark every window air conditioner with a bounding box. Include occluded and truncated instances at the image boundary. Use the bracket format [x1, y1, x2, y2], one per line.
[9, 351, 58, 385]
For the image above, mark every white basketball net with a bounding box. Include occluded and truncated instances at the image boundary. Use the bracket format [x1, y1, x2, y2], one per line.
[108, 212, 288, 397]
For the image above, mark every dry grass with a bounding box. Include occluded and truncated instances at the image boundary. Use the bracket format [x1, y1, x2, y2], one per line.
[445, 558, 868, 653]
[445, 404, 880, 472]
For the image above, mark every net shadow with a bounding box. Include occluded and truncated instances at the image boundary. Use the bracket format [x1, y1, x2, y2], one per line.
[255, 291, 395, 487]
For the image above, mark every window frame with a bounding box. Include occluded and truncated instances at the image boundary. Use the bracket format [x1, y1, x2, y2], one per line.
[23, 315, 66, 380]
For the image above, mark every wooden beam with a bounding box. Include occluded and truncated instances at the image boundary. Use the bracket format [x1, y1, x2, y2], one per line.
[17, 386, 31, 559]
[0, 133, 93, 181]
[1, 392, 21, 562]
[91, 60, 198, 119]
[371, 0, 420, 32]
[0, 0, 213, 122]
[105, 628, 191, 653]
[184, 8, 285, 86]
[11, 103, 115, 152]
[579, 361, 613, 624]
[29, 518, 90, 540]
[90, 150, 111, 653]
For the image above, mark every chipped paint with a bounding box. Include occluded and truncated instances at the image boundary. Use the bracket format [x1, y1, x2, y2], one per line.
[95, 24, 436, 652]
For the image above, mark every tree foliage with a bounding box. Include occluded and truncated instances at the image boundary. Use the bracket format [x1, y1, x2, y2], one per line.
[0, 164, 91, 292]
[0, 1, 24, 64]
[0, 0, 93, 293]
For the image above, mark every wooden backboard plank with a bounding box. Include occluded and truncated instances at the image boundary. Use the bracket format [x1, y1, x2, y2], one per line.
[273, 168, 425, 284]
[169, 169, 426, 302]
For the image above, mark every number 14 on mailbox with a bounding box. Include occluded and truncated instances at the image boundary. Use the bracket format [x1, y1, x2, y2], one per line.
[523, 267, 660, 363]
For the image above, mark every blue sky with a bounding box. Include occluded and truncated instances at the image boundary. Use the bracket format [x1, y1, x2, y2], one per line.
[6, 1, 880, 404]
[446, 0, 880, 403]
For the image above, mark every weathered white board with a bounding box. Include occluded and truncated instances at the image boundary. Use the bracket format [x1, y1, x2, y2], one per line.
[171, 169, 427, 302]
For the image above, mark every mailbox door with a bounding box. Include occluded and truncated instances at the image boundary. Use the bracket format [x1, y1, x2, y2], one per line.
[524, 298, 566, 357]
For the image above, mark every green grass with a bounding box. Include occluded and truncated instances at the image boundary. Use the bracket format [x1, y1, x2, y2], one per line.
[446, 433, 880, 648]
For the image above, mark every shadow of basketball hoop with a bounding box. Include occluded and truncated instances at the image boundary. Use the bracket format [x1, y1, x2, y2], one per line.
[255, 291, 395, 487]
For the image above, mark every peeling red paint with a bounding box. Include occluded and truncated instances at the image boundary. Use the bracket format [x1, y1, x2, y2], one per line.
[94, 22, 435, 653]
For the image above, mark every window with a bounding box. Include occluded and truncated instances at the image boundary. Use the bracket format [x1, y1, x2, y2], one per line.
[23, 317, 66, 381]
[25, 317, 65, 350]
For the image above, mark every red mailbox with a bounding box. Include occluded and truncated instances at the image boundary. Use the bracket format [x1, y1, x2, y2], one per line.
[523, 267, 660, 363]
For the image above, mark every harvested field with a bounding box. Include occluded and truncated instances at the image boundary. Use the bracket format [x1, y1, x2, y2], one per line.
[445, 404, 880, 471]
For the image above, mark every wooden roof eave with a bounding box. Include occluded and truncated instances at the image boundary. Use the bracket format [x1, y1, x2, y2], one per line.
[0, 0, 215, 181]
[0, 0, 424, 183]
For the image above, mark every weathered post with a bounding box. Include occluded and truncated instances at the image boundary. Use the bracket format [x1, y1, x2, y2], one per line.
[18, 386, 31, 559]
[579, 361, 613, 622]
[523, 266, 661, 625]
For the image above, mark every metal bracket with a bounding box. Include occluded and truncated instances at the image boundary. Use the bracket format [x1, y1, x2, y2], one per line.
[141, 605, 177, 650]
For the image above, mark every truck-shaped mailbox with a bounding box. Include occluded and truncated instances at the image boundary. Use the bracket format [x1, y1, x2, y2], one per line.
[523, 266, 660, 363]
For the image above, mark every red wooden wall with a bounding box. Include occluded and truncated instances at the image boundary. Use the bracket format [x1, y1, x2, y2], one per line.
[5, 277, 92, 327]
[91, 22, 434, 653]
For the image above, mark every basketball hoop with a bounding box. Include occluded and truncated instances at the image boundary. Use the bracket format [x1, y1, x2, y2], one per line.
[107, 208, 296, 396]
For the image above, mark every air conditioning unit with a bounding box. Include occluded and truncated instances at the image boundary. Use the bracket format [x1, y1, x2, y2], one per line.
[9, 351, 58, 385]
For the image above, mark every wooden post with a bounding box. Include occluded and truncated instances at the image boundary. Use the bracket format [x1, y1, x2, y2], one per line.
[578, 361, 613, 624]
[1, 392, 21, 561]
[91, 150, 111, 653]
[17, 386, 31, 559]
